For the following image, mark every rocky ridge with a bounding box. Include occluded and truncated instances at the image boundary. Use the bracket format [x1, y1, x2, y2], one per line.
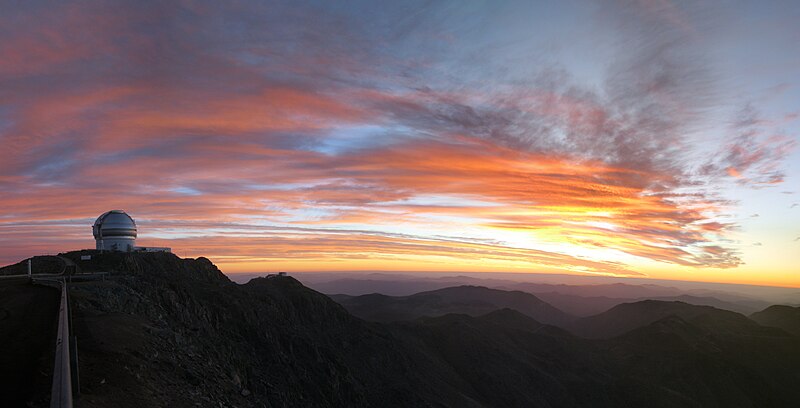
[16, 250, 799, 408]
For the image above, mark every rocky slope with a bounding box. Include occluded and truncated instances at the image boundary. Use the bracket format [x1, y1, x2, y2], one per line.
[5, 251, 799, 407]
[63, 251, 480, 408]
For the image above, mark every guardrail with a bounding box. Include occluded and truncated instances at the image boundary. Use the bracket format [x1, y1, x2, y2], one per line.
[0, 256, 67, 280]
[12, 257, 107, 407]
[50, 280, 73, 408]
[31, 278, 75, 408]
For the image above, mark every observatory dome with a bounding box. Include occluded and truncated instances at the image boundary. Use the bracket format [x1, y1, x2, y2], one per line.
[93, 210, 137, 252]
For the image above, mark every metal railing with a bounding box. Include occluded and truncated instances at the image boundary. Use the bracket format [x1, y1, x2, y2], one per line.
[0, 256, 66, 280]
[50, 280, 73, 408]
[32, 276, 76, 408]
[10, 256, 104, 407]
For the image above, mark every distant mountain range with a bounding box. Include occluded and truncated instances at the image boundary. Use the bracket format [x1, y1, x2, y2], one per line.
[332, 285, 574, 326]
[3, 252, 800, 407]
[305, 275, 776, 316]
[330, 284, 795, 339]
[565, 299, 769, 339]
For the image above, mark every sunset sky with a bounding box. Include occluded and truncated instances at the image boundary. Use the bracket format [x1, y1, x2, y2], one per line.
[1, 1, 798, 287]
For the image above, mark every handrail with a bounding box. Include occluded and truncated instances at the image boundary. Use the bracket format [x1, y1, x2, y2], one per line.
[49, 279, 73, 408]
[0, 255, 67, 279]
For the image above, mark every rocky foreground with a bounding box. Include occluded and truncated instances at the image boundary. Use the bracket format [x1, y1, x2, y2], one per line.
[63, 251, 482, 408]
[4, 251, 800, 407]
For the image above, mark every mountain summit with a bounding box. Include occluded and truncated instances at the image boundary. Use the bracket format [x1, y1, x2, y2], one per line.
[4, 251, 800, 407]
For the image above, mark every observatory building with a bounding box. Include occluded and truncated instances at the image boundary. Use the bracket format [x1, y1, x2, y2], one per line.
[93, 210, 137, 251]
[92, 210, 170, 252]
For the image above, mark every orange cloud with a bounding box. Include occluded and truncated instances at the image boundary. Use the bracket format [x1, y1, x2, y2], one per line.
[0, 134, 738, 273]
[4, 0, 787, 281]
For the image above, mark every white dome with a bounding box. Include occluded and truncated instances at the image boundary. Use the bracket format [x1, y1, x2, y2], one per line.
[93, 210, 137, 251]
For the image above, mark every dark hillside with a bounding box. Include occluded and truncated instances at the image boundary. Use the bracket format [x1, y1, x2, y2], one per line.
[750, 305, 800, 336]
[605, 314, 800, 407]
[568, 300, 762, 339]
[0, 279, 59, 407]
[65, 251, 481, 408]
[393, 309, 718, 407]
[395, 312, 622, 407]
[4, 252, 799, 407]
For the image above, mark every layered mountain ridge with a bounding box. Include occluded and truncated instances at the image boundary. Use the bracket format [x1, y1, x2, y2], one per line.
[2, 251, 799, 407]
[331, 285, 574, 326]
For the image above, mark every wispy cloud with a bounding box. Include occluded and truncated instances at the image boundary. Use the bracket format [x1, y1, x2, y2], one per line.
[0, 1, 795, 277]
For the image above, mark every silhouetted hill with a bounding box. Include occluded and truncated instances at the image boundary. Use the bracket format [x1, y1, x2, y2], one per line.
[646, 294, 760, 314]
[5, 252, 800, 407]
[606, 311, 800, 407]
[568, 300, 764, 339]
[751, 305, 800, 336]
[332, 285, 574, 326]
[395, 312, 624, 407]
[527, 292, 625, 316]
[512, 292, 762, 317]
[307, 276, 770, 316]
[59, 251, 484, 407]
